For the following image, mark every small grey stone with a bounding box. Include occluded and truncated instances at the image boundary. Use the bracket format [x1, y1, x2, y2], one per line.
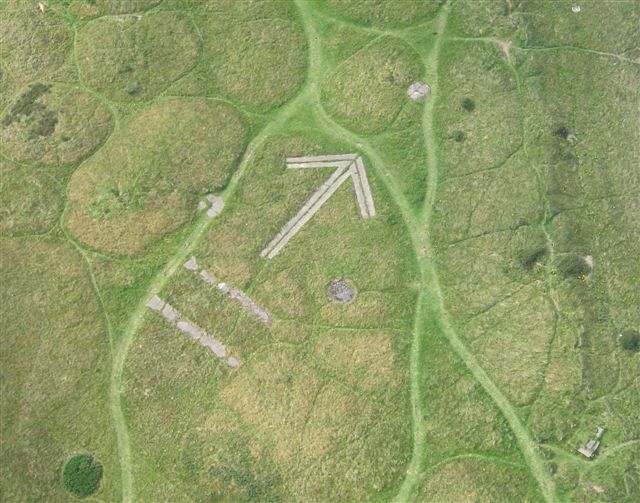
[226, 356, 240, 368]
[146, 295, 165, 311]
[197, 200, 207, 210]
[327, 278, 356, 303]
[176, 321, 203, 340]
[184, 256, 198, 271]
[407, 81, 430, 100]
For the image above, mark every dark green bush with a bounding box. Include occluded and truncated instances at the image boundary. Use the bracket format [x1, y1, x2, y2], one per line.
[556, 254, 590, 279]
[461, 97, 475, 112]
[62, 453, 103, 498]
[519, 244, 548, 269]
[452, 130, 465, 142]
[619, 329, 640, 352]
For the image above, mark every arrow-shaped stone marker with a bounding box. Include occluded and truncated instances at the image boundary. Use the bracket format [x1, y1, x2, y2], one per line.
[261, 153, 376, 259]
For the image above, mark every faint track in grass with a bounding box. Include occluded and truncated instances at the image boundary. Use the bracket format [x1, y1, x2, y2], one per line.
[108, 86, 311, 503]
[295, 0, 559, 501]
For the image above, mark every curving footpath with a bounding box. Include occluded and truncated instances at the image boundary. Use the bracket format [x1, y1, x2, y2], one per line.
[110, 1, 559, 501]
[294, 1, 558, 502]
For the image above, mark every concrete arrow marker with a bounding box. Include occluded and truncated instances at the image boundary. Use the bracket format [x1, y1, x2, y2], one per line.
[261, 153, 376, 259]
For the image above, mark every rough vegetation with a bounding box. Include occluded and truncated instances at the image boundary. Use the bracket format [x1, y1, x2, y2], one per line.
[1, 1, 637, 502]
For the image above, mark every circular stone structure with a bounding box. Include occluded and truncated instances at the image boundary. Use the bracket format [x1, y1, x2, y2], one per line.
[327, 278, 356, 303]
[572, 4, 581, 13]
[407, 81, 430, 100]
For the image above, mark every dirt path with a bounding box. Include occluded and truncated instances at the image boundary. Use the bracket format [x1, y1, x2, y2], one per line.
[108, 87, 311, 503]
[295, 1, 558, 501]
[106, 1, 560, 500]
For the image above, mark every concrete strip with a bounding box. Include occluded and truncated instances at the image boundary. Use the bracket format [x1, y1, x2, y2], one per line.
[188, 262, 272, 324]
[355, 156, 376, 217]
[184, 256, 198, 271]
[267, 167, 353, 258]
[146, 295, 165, 311]
[286, 153, 358, 163]
[349, 164, 369, 218]
[161, 304, 178, 322]
[200, 269, 217, 285]
[200, 335, 227, 358]
[261, 164, 351, 257]
[225, 288, 271, 323]
[286, 160, 353, 169]
[147, 298, 237, 366]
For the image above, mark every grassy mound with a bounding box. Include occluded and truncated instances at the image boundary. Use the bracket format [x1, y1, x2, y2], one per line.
[1, 238, 118, 500]
[417, 458, 543, 501]
[435, 42, 521, 178]
[0, 157, 63, 236]
[76, 12, 199, 102]
[199, 17, 307, 112]
[0, 3, 72, 86]
[322, 36, 423, 135]
[62, 453, 103, 498]
[66, 98, 247, 255]
[1, 83, 112, 166]
[316, 0, 441, 28]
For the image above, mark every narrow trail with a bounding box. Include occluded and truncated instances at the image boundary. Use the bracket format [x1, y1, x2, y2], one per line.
[108, 87, 311, 503]
[108, 1, 558, 501]
[296, 1, 558, 502]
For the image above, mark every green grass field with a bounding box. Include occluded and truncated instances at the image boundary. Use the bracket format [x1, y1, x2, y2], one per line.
[1, 1, 638, 502]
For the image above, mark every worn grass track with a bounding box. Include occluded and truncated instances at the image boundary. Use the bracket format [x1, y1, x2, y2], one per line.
[296, 1, 558, 501]
[107, 2, 556, 501]
[107, 87, 311, 502]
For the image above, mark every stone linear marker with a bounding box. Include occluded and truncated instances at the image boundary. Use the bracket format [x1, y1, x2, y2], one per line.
[184, 257, 272, 324]
[145, 295, 239, 368]
[260, 153, 376, 259]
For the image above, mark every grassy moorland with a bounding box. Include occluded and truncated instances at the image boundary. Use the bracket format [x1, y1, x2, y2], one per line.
[1, 1, 638, 502]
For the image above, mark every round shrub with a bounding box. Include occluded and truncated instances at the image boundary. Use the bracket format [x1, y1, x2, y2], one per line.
[462, 97, 476, 112]
[453, 130, 466, 142]
[62, 453, 103, 498]
[619, 329, 640, 352]
[556, 254, 590, 279]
